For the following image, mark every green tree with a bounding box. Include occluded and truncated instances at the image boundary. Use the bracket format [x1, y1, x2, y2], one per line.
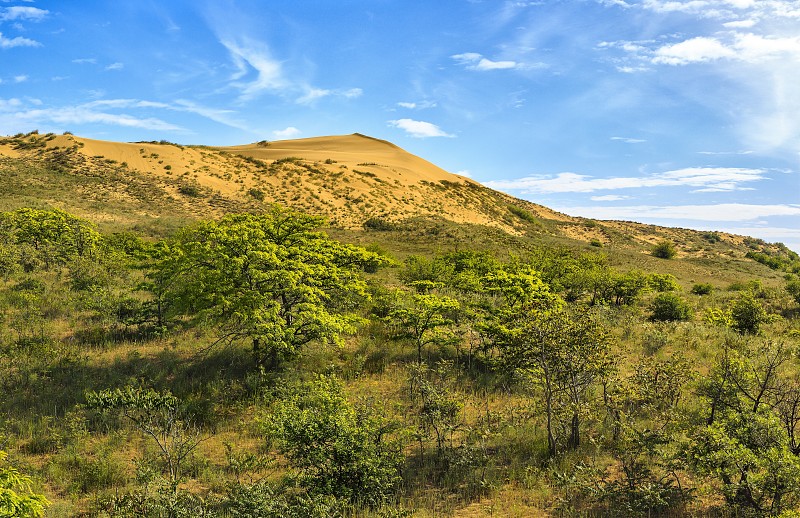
[266, 376, 402, 507]
[0, 208, 100, 270]
[86, 387, 202, 484]
[386, 292, 460, 363]
[0, 450, 49, 518]
[154, 208, 388, 367]
[483, 296, 614, 455]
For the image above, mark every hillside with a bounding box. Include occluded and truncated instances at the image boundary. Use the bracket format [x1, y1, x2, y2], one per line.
[0, 131, 793, 270]
[1, 130, 800, 517]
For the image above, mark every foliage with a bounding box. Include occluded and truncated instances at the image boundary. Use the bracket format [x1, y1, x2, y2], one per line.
[385, 292, 460, 363]
[730, 292, 768, 334]
[787, 278, 800, 305]
[0, 450, 49, 518]
[507, 204, 537, 223]
[265, 375, 403, 507]
[650, 240, 677, 259]
[86, 387, 202, 483]
[649, 293, 693, 322]
[691, 283, 713, 295]
[152, 207, 388, 367]
[483, 292, 614, 455]
[647, 273, 679, 292]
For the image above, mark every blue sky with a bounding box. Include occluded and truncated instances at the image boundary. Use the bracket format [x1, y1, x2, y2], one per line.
[1, 1, 799, 251]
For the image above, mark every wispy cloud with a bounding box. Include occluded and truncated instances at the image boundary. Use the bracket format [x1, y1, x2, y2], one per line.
[13, 74, 27, 83]
[272, 126, 300, 139]
[452, 52, 545, 71]
[486, 167, 768, 194]
[296, 86, 362, 105]
[553, 203, 800, 222]
[611, 136, 646, 143]
[105, 62, 124, 71]
[397, 100, 437, 110]
[0, 6, 48, 22]
[220, 37, 288, 101]
[0, 32, 39, 48]
[590, 195, 631, 201]
[387, 119, 454, 138]
[72, 58, 97, 65]
[0, 97, 252, 133]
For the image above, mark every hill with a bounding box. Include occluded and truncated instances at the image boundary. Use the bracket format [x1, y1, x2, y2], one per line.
[0, 130, 793, 287]
[1, 130, 800, 517]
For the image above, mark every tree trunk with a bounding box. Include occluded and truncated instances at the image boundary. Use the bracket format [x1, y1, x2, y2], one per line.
[568, 412, 580, 450]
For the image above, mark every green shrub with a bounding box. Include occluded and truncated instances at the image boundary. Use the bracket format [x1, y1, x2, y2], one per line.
[508, 205, 537, 224]
[787, 278, 800, 305]
[730, 293, 767, 334]
[649, 293, 693, 322]
[651, 240, 677, 259]
[248, 188, 265, 201]
[691, 283, 713, 295]
[266, 376, 402, 507]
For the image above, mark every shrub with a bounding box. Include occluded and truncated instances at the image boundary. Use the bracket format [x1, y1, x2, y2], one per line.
[649, 293, 693, 322]
[691, 283, 713, 295]
[730, 293, 767, 334]
[266, 376, 402, 507]
[651, 240, 677, 259]
[363, 217, 396, 231]
[248, 188, 265, 201]
[787, 278, 800, 305]
[590, 238, 603, 248]
[648, 273, 680, 292]
[508, 205, 537, 224]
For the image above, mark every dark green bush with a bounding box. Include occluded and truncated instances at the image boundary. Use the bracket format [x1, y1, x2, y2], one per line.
[649, 293, 693, 322]
[651, 241, 677, 259]
[691, 283, 713, 295]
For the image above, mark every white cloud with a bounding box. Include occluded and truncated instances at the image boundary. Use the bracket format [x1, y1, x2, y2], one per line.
[105, 62, 124, 71]
[591, 195, 631, 201]
[653, 36, 735, 65]
[723, 19, 756, 27]
[13, 74, 27, 83]
[0, 32, 39, 48]
[72, 58, 97, 65]
[296, 87, 330, 104]
[456, 169, 472, 178]
[485, 167, 768, 193]
[611, 136, 647, 143]
[272, 126, 300, 139]
[0, 6, 47, 22]
[553, 203, 800, 222]
[220, 37, 288, 100]
[342, 88, 363, 98]
[387, 119, 454, 138]
[296, 86, 362, 105]
[397, 100, 437, 110]
[452, 52, 522, 71]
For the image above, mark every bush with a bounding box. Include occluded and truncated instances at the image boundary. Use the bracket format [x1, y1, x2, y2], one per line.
[508, 205, 537, 224]
[730, 293, 767, 334]
[651, 241, 677, 259]
[649, 293, 693, 322]
[691, 283, 713, 295]
[787, 278, 800, 305]
[266, 376, 402, 507]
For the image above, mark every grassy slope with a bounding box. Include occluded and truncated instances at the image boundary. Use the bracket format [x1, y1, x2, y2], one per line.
[0, 131, 797, 517]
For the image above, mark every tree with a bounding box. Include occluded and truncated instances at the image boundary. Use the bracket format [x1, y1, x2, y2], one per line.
[86, 387, 203, 484]
[483, 300, 614, 455]
[0, 450, 49, 518]
[651, 241, 677, 259]
[0, 208, 100, 271]
[385, 292, 460, 363]
[153, 208, 389, 367]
